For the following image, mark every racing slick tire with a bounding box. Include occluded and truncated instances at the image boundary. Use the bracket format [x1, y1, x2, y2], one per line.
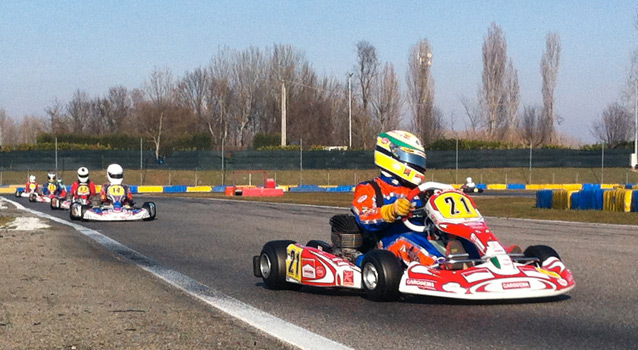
[142, 202, 156, 221]
[50, 197, 60, 210]
[361, 250, 402, 302]
[69, 203, 88, 221]
[258, 240, 302, 291]
[28, 193, 37, 202]
[524, 245, 561, 267]
[14, 190, 22, 198]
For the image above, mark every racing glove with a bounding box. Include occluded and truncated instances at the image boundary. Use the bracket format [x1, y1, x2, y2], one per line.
[380, 198, 411, 222]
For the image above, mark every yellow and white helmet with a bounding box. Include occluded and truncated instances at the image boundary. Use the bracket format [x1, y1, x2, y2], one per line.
[374, 130, 427, 186]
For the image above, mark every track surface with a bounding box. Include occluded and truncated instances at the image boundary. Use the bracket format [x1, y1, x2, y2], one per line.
[12, 196, 638, 349]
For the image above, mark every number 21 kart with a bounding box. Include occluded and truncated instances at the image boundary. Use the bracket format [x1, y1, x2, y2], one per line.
[70, 184, 156, 221]
[253, 182, 575, 301]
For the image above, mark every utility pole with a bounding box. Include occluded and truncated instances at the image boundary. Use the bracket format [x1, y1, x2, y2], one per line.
[281, 82, 287, 147]
[348, 73, 353, 149]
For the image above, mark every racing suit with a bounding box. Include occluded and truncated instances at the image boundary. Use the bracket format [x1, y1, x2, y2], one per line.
[100, 183, 134, 206]
[42, 181, 67, 198]
[352, 174, 442, 264]
[70, 180, 97, 201]
[25, 181, 39, 194]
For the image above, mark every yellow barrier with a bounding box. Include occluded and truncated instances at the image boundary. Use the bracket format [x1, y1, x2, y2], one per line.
[136, 186, 164, 193]
[487, 184, 507, 190]
[186, 186, 212, 192]
[0, 186, 19, 194]
[562, 184, 583, 191]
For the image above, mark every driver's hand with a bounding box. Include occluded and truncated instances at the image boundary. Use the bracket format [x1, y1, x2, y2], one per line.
[381, 198, 411, 222]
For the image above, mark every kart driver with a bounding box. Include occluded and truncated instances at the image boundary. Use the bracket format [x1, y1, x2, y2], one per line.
[70, 167, 97, 201]
[25, 175, 39, 194]
[351, 130, 466, 265]
[100, 164, 134, 207]
[42, 172, 67, 198]
[461, 177, 476, 192]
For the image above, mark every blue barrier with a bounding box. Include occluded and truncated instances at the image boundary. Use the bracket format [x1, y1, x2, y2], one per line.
[289, 185, 326, 192]
[212, 185, 227, 193]
[326, 186, 354, 192]
[571, 189, 605, 210]
[633, 191, 638, 212]
[477, 183, 487, 190]
[163, 185, 187, 193]
[536, 190, 553, 209]
[507, 183, 526, 190]
[582, 183, 601, 190]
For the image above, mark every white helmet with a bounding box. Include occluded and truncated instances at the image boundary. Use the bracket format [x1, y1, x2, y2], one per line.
[29, 175, 36, 183]
[107, 164, 124, 185]
[466, 177, 473, 183]
[77, 167, 90, 183]
[47, 172, 56, 181]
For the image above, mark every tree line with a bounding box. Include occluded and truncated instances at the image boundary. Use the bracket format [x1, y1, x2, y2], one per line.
[2, 21, 635, 158]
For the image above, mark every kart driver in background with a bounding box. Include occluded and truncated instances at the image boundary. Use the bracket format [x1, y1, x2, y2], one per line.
[42, 172, 67, 198]
[351, 130, 466, 264]
[100, 163, 134, 207]
[25, 175, 39, 194]
[70, 167, 97, 201]
[461, 177, 476, 192]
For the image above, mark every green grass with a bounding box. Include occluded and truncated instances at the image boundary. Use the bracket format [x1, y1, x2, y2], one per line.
[3, 167, 638, 186]
[171, 192, 638, 226]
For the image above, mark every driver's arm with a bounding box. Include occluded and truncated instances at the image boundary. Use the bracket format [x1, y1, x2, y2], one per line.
[352, 182, 392, 233]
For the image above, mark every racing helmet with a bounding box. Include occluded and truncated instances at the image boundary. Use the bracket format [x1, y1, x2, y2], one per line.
[29, 175, 36, 183]
[107, 164, 124, 185]
[374, 130, 427, 187]
[77, 167, 90, 183]
[466, 177, 473, 183]
[47, 172, 56, 182]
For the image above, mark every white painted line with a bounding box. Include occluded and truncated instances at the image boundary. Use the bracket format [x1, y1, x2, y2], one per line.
[0, 197, 352, 350]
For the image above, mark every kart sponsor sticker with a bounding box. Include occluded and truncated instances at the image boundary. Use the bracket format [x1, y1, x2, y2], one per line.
[356, 195, 368, 203]
[406, 278, 436, 290]
[302, 258, 316, 279]
[502, 281, 531, 290]
[342, 270, 354, 286]
[462, 268, 494, 283]
[316, 264, 326, 279]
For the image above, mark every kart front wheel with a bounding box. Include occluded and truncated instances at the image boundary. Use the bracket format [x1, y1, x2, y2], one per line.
[142, 202, 156, 221]
[524, 245, 561, 267]
[259, 240, 301, 291]
[361, 250, 402, 302]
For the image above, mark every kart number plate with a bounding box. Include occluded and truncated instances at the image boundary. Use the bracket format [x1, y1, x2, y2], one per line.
[28, 184, 36, 190]
[108, 185, 125, 196]
[77, 185, 90, 196]
[47, 183, 57, 193]
[433, 192, 479, 219]
[286, 245, 303, 282]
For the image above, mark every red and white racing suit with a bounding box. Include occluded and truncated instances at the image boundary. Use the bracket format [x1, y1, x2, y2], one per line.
[70, 180, 97, 201]
[25, 181, 39, 194]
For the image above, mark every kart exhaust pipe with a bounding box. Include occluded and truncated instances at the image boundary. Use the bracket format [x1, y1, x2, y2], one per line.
[253, 256, 262, 277]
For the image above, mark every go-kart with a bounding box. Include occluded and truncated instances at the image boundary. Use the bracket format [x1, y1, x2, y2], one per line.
[461, 185, 484, 194]
[69, 184, 156, 221]
[15, 183, 38, 198]
[51, 184, 94, 210]
[253, 181, 574, 301]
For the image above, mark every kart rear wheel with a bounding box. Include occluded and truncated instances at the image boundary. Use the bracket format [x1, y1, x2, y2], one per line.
[361, 250, 402, 302]
[259, 240, 301, 291]
[15, 190, 22, 198]
[28, 193, 36, 202]
[524, 245, 561, 267]
[50, 198, 59, 210]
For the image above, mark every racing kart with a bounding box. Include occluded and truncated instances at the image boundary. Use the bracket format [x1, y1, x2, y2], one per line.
[253, 182, 574, 301]
[15, 183, 38, 198]
[69, 184, 156, 221]
[461, 185, 484, 194]
[51, 184, 94, 210]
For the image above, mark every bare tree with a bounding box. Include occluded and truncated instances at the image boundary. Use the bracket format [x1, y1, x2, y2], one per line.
[371, 62, 401, 134]
[0, 108, 8, 146]
[66, 90, 93, 133]
[497, 59, 520, 140]
[407, 39, 439, 145]
[481, 23, 507, 137]
[459, 95, 482, 133]
[520, 105, 545, 147]
[592, 102, 633, 146]
[45, 99, 68, 134]
[353, 40, 379, 149]
[541, 32, 561, 143]
[138, 67, 177, 160]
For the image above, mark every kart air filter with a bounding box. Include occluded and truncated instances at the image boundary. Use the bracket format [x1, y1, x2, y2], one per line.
[330, 214, 362, 248]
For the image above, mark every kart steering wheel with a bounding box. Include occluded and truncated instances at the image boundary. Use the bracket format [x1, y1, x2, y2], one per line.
[402, 181, 455, 233]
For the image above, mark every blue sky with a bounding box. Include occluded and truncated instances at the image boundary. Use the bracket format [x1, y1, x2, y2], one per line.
[1, 1, 636, 143]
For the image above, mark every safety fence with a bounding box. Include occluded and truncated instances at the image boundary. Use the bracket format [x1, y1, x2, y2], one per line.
[536, 186, 638, 212]
[0, 148, 633, 171]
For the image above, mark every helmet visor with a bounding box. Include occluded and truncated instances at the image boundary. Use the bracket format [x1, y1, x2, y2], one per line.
[392, 146, 426, 173]
[109, 173, 123, 179]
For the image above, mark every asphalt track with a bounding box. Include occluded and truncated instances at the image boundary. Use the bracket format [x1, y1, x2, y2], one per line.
[9, 195, 638, 349]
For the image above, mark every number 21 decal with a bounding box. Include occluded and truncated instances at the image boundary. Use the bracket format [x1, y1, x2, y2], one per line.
[434, 192, 479, 219]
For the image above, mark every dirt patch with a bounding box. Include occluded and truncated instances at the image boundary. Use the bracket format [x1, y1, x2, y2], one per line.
[0, 203, 292, 349]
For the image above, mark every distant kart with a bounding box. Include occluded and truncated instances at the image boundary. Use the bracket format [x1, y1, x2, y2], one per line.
[15, 183, 38, 198]
[254, 182, 574, 301]
[462, 186, 484, 194]
[51, 184, 94, 210]
[69, 184, 156, 221]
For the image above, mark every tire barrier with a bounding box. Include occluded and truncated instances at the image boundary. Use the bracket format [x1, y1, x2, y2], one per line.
[538, 188, 638, 212]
